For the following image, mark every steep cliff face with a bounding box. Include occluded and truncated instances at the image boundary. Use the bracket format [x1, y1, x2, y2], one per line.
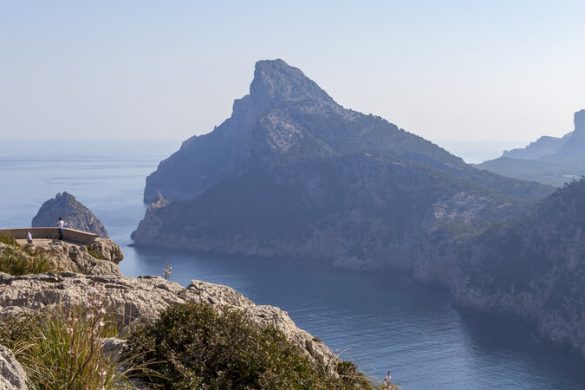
[453, 179, 585, 354]
[135, 59, 551, 268]
[32, 192, 108, 237]
[556, 109, 585, 160]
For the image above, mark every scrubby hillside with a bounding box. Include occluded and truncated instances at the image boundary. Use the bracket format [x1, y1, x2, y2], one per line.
[453, 179, 585, 354]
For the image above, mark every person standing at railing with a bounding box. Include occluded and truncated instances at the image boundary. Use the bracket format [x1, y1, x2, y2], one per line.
[57, 217, 66, 240]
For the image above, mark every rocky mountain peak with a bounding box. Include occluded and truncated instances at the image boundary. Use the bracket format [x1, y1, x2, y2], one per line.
[249, 59, 337, 108]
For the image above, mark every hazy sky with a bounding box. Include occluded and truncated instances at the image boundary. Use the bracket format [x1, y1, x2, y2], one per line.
[1, 1, 585, 147]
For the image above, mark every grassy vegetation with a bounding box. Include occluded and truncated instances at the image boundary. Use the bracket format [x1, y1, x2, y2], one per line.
[0, 303, 132, 390]
[0, 232, 18, 246]
[0, 246, 57, 275]
[0, 300, 397, 389]
[87, 246, 106, 260]
[123, 302, 391, 390]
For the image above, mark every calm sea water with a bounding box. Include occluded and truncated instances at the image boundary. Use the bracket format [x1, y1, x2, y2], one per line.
[1, 140, 584, 389]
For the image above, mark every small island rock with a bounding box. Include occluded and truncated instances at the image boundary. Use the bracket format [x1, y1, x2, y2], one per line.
[32, 192, 108, 237]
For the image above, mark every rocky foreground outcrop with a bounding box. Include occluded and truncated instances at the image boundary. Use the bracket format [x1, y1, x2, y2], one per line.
[39, 238, 123, 275]
[0, 345, 27, 390]
[32, 192, 109, 237]
[1, 238, 123, 276]
[0, 273, 336, 368]
[0, 235, 348, 387]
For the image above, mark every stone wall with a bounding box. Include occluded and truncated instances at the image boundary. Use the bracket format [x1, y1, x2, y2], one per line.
[0, 228, 98, 245]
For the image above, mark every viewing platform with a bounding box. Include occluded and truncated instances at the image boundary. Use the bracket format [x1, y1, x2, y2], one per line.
[0, 227, 99, 245]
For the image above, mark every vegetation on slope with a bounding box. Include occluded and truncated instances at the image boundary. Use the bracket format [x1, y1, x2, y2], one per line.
[454, 179, 585, 352]
[0, 240, 57, 275]
[0, 299, 394, 390]
[464, 179, 585, 291]
[0, 232, 18, 246]
[123, 302, 390, 390]
[477, 157, 585, 187]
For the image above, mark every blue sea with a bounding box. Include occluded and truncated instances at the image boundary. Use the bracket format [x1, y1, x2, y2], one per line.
[1, 140, 584, 389]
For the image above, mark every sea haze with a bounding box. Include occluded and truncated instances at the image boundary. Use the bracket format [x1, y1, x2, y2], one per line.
[1, 140, 585, 389]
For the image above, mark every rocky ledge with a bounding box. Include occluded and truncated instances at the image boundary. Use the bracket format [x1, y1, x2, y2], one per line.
[0, 273, 336, 369]
[1, 238, 123, 276]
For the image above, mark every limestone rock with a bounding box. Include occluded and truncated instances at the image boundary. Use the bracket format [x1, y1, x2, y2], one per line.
[101, 337, 126, 362]
[0, 273, 337, 367]
[0, 345, 27, 390]
[86, 239, 124, 264]
[32, 192, 108, 237]
[19, 238, 122, 276]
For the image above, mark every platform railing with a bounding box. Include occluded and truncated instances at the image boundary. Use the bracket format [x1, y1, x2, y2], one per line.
[0, 227, 99, 245]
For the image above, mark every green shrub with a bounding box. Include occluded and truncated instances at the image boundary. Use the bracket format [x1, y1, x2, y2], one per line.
[337, 361, 381, 389]
[0, 303, 131, 390]
[123, 302, 380, 389]
[0, 232, 18, 246]
[0, 246, 57, 275]
[87, 246, 106, 260]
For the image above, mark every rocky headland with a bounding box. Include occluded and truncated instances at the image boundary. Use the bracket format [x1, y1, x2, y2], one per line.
[478, 109, 585, 186]
[133, 59, 551, 271]
[32, 192, 109, 237]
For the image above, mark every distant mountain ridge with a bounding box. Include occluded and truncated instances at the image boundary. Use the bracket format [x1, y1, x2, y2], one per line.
[135, 59, 551, 269]
[503, 110, 585, 161]
[503, 134, 571, 160]
[479, 110, 585, 186]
